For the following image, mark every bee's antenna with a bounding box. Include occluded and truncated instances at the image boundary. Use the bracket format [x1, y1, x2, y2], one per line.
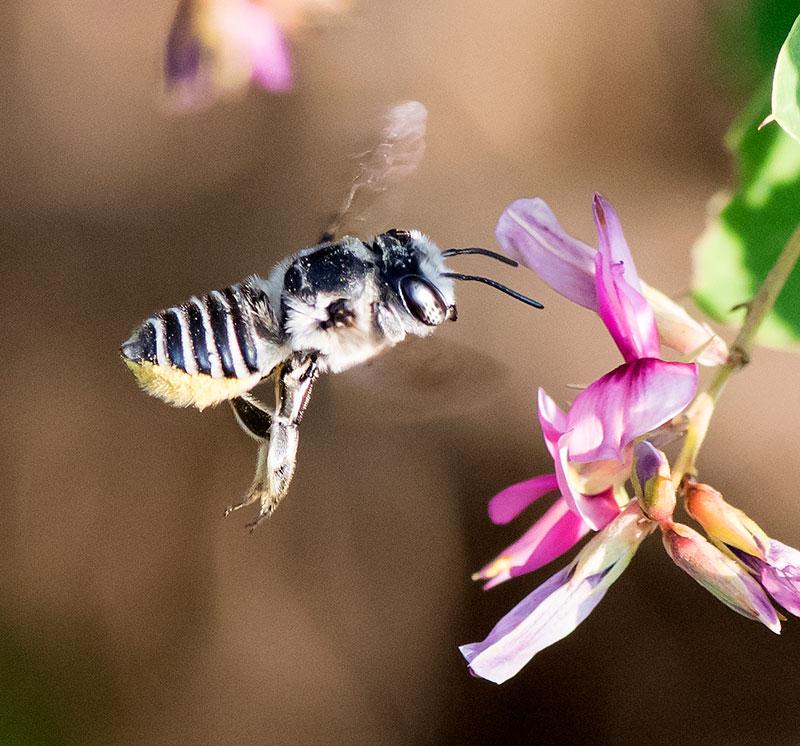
[442, 272, 544, 309]
[441, 247, 518, 267]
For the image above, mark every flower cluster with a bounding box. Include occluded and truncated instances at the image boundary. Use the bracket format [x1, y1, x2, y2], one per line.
[461, 194, 800, 684]
[473, 194, 701, 590]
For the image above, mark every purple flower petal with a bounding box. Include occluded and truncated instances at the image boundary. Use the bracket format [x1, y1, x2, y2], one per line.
[496, 199, 597, 309]
[567, 358, 698, 463]
[631, 440, 675, 523]
[727, 541, 800, 616]
[593, 195, 660, 361]
[592, 194, 643, 290]
[596, 252, 661, 361]
[477, 496, 590, 589]
[165, 0, 203, 87]
[460, 565, 574, 683]
[488, 474, 559, 525]
[461, 504, 653, 683]
[759, 540, 800, 617]
[631, 440, 667, 490]
[497, 194, 726, 366]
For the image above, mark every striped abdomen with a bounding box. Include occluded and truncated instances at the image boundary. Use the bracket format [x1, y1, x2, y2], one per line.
[121, 280, 285, 409]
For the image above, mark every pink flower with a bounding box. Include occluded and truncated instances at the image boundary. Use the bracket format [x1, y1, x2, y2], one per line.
[465, 451, 789, 683]
[475, 195, 697, 589]
[549, 359, 695, 527]
[165, 0, 293, 110]
[474, 475, 589, 590]
[496, 195, 728, 366]
[517, 198, 698, 504]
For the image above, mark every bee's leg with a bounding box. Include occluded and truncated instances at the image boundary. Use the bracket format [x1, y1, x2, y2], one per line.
[248, 353, 319, 530]
[224, 395, 274, 517]
[230, 394, 273, 440]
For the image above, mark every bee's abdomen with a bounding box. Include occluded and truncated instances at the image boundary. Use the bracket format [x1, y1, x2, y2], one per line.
[122, 280, 279, 409]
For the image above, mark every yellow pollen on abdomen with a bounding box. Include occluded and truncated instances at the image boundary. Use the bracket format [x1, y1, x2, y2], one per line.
[123, 358, 261, 410]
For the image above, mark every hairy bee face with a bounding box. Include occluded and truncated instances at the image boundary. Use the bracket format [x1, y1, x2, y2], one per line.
[370, 229, 457, 334]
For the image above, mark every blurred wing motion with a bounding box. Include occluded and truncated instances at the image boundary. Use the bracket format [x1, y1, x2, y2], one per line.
[342, 337, 511, 425]
[324, 100, 428, 239]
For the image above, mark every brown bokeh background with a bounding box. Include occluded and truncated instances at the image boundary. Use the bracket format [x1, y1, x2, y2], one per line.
[2, 1, 800, 743]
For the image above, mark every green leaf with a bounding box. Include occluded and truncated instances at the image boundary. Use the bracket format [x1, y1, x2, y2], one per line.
[713, 1, 800, 95]
[692, 82, 800, 348]
[773, 13, 800, 142]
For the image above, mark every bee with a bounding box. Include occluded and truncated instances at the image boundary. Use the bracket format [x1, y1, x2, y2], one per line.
[121, 102, 543, 528]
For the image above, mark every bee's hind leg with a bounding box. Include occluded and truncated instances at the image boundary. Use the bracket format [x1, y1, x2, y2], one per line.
[225, 394, 274, 517]
[231, 393, 273, 440]
[247, 353, 319, 531]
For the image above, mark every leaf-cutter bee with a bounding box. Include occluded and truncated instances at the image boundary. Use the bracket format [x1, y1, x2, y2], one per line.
[121, 103, 543, 528]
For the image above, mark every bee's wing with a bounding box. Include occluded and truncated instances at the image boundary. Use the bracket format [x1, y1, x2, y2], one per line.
[334, 337, 511, 425]
[323, 100, 428, 240]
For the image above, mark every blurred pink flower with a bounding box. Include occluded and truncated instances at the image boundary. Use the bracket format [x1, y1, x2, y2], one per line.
[475, 195, 697, 590]
[165, 0, 292, 110]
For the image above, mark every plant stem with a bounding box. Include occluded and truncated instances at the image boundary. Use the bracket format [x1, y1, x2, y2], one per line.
[673, 225, 800, 484]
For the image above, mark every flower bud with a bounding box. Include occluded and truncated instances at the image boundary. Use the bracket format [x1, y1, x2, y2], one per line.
[684, 482, 768, 559]
[661, 522, 780, 633]
[684, 483, 800, 618]
[631, 441, 675, 523]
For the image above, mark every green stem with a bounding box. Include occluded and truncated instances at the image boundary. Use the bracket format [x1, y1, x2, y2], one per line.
[673, 225, 800, 484]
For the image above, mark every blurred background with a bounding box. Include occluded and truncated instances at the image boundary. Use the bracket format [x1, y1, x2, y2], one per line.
[2, 0, 800, 743]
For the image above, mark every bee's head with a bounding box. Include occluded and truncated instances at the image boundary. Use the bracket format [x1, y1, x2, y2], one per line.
[373, 228, 543, 335]
[372, 229, 456, 332]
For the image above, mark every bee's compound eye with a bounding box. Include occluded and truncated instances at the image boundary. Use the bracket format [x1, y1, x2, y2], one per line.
[398, 275, 448, 326]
